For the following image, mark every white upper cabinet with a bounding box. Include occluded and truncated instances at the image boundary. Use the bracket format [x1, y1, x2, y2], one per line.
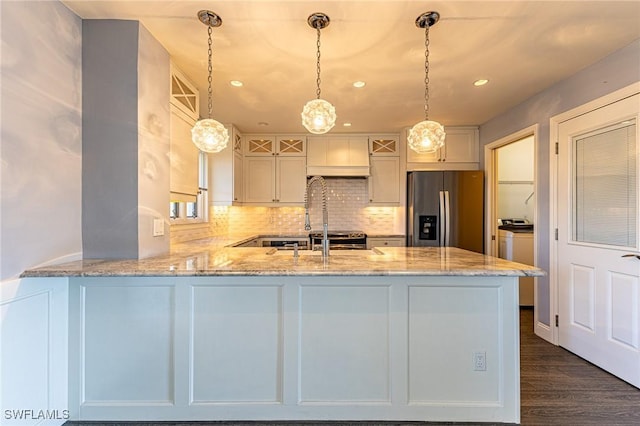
[169, 64, 199, 202]
[244, 135, 306, 157]
[369, 136, 399, 156]
[369, 157, 401, 204]
[406, 126, 479, 170]
[243, 135, 307, 205]
[368, 135, 401, 205]
[170, 64, 199, 121]
[210, 125, 243, 205]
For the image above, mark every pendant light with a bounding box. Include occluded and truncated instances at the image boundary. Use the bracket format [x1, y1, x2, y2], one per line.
[407, 11, 445, 154]
[191, 10, 229, 153]
[301, 12, 336, 134]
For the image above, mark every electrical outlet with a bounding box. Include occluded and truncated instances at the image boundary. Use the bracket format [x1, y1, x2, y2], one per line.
[473, 351, 486, 371]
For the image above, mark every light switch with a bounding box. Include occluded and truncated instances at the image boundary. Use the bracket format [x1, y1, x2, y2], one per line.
[153, 218, 164, 237]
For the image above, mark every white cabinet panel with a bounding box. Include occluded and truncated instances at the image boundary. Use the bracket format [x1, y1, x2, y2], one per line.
[1, 277, 69, 421]
[82, 283, 174, 402]
[211, 126, 244, 205]
[243, 135, 306, 205]
[369, 157, 400, 204]
[70, 275, 520, 422]
[191, 285, 283, 402]
[276, 156, 307, 203]
[408, 285, 502, 403]
[407, 126, 479, 170]
[243, 156, 276, 203]
[299, 285, 390, 402]
[442, 127, 480, 163]
[369, 136, 399, 156]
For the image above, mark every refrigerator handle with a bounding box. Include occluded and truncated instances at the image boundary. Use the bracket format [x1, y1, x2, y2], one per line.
[444, 190, 451, 247]
[439, 190, 446, 247]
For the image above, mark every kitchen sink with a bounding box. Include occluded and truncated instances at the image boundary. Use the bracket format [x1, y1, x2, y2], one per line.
[267, 248, 383, 256]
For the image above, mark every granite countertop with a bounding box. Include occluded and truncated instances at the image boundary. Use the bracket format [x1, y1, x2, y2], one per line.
[21, 237, 545, 278]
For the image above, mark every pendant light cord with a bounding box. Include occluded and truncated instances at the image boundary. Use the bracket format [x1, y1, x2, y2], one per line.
[207, 25, 214, 119]
[315, 25, 322, 99]
[423, 24, 430, 121]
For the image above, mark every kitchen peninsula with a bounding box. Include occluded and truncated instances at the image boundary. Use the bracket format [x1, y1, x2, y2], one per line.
[22, 242, 544, 424]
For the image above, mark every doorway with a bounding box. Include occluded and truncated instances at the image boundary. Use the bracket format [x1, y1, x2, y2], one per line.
[496, 136, 535, 306]
[484, 127, 538, 325]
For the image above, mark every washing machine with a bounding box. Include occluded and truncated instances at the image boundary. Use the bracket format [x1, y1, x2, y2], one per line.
[499, 228, 534, 306]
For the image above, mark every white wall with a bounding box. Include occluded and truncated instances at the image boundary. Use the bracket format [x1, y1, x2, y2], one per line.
[479, 39, 640, 326]
[0, 0, 82, 281]
[497, 136, 535, 221]
[82, 20, 170, 259]
[0, 2, 80, 422]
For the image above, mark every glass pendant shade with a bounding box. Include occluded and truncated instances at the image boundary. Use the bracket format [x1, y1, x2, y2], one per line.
[407, 120, 446, 154]
[301, 98, 336, 134]
[191, 118, 229, 153]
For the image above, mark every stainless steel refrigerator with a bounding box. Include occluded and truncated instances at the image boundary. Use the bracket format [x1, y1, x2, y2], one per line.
[407, 171, 484, 253]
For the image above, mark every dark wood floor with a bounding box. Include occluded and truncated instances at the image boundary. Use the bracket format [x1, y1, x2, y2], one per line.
[519, 307, 640, 425]
[65, 308, 640, 426]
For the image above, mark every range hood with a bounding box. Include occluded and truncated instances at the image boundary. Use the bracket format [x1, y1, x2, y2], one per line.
[306, 136, 370, 177]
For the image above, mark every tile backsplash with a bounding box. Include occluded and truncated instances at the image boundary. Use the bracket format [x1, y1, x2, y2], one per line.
[208, 178, 403, 239]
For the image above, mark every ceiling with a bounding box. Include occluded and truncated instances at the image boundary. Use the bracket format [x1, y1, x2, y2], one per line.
[62, 1, 640, 134]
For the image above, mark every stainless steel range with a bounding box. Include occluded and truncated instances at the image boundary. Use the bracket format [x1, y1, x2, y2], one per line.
[309, 231, 367, 250]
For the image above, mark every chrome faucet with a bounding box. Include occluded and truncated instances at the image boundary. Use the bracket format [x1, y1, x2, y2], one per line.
[304, 176, 329, 259]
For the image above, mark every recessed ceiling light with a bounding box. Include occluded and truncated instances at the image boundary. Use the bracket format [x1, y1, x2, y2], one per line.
[257, 121, 269, 126]
[473, 79, 489, 87]
[343, 122, 352, 127]
[230, 80, 244, 87]
[353, 81, 366, 88]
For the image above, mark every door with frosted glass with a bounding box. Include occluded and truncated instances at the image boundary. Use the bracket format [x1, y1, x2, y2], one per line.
[557, 93, 639, 387]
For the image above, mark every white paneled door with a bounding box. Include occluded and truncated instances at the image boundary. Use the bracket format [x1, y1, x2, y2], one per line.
[557, 93, 640, 387]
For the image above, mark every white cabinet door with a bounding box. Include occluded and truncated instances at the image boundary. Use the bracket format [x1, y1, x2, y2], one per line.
[406, 126, 479, 169]
[243, 135, 307, 205]
[245, 135, 276, 155]
[276, 157, 307, 203]
[210, 126, 243, 205]
[232, 150, 243, 203]
[369, 157, 400, 204]
[277, 136, 306, 156]
[243, 156, 275, 203]
[441, 127, 479, 163]
[369, 136, 399, 156]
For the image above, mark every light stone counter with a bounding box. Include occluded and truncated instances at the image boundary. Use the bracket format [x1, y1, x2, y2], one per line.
[19, 240, 544, 423]
[21, 238, 544, 278]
